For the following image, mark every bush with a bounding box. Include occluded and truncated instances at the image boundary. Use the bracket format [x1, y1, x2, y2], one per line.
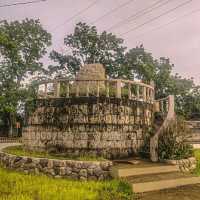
[158, 117, 193, 160]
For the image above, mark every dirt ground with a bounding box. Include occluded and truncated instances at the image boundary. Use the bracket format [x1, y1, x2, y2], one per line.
[136, 184, 200, 200]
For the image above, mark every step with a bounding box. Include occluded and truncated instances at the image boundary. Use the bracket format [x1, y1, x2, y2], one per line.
[111, 164, 179, 178]
[127, 172, 192, 183]
[132, 176, 200, 193]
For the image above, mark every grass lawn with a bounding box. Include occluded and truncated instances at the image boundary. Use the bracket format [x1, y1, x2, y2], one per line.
[0, 167, 133, 200]
[3, 145, 106, 161]
[194, 149, 200, 175]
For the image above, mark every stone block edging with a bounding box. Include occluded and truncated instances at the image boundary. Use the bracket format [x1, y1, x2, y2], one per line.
[162, 157, 197, 172]
[0, 150, 113, 181]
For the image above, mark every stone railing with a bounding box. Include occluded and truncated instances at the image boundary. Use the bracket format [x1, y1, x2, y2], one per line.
[154, 96, 171, 118]
[150, 95, 175, 162]
[36, 79, 155, 103]
[0, 137, 22, 143]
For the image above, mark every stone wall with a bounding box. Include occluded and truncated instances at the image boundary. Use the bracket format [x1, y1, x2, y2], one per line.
[24, 97, 153, 159]
[164, 157, 197, 172]
[0, 151, 112, 180]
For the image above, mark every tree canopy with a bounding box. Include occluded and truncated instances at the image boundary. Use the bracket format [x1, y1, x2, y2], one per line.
[50, 22, 127, 78]
[0, 18, 51, 135]
[49, 23, 157, 82]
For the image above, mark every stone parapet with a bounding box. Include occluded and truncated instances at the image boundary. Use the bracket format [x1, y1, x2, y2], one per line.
[0, 150, 113, 180]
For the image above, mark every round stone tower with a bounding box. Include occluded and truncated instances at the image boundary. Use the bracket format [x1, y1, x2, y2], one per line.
[23, 64, 154, 159]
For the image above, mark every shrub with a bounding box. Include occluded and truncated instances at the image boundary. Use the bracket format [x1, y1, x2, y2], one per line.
[158, 117, 193, 160]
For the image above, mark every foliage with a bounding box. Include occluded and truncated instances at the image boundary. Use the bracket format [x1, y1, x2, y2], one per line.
[0, 167, 133, 200]
[176, 86, 200, 119]
[3, 145, 106, 161]
[49, 22, 127, 78]
[154, 57, 197, 118]
[154, 57, 174, 99]
[49, 23, 156, 82]
[0, 19, 51, 133]
[194, 149, 200, 176]
[158, 117, 193, 160]
[125, 45, 156, 82]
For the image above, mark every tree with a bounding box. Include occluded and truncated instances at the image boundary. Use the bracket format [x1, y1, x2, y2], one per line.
[50, 23, 157, 82]
[49, 22, 127, 78]
[0, 19, 51, 136]
[176, 86, 200, 119]
[125, 45, 156, 82]
[154, 57, 174, 98]
[155, 58, 200, 118]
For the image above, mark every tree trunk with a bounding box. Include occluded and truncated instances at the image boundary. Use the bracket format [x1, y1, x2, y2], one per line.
[8, 113, 13, 138]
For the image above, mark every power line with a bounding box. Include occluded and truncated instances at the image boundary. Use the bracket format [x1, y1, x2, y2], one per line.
[52, 0, 166, 49]
[120, 0, 193, 36]
[90, 0, 136, 24]
[106, 0, 171, 31]
[131, 7, 200, 40]
[0, 0, 46, 8]
[51, 0, 99, 32]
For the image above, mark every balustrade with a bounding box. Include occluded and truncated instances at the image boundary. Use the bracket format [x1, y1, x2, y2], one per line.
[37, 79, 155, 103]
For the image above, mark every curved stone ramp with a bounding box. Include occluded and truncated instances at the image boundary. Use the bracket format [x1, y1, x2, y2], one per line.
[0, 143, 21, 151]
[0, 143, 112, 181]
[111, 161, 200, 193]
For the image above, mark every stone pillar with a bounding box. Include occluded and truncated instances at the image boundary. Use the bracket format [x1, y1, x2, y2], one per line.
[74, 63, 106, 96]
[116, 79, 122, 98]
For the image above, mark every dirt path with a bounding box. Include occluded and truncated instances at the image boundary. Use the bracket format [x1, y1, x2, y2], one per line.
[136, 184, 200, 200]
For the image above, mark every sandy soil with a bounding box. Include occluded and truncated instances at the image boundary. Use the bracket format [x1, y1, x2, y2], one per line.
[136, 184, 200, 200]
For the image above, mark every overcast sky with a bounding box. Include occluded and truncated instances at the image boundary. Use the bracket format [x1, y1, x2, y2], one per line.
[1, 0, 200, 84]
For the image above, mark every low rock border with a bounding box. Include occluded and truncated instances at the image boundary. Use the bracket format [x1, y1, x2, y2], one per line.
[0, 150, 113, 181]
[163, 157, 197, 172]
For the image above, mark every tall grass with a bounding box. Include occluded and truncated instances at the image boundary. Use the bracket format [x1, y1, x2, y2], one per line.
[194, 149, 200, 176]
[0, 168, 133, 200]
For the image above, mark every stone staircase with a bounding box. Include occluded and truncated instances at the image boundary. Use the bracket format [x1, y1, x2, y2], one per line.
[111, 159, 200, 193]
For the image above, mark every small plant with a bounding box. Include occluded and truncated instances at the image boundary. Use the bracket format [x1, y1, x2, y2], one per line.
[158, 117, 193, 160]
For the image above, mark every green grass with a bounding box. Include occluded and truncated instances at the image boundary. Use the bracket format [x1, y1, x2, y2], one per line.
[3, 146, 106, 161]
[194, 149, 200, 176]
[194, 149, 200, 161]
[0, 167, 133, 200]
